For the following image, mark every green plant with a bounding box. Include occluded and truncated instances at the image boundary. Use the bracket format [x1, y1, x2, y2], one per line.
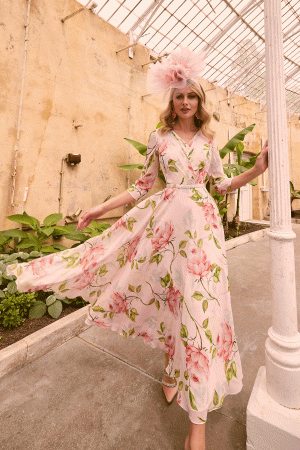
[219, 124, 258, 228]
[28, 290, 88, 320]
[70, 296, 88, 308]
[119, 122, 166, 184]
[0, 212, 111, 255]
[0, 291, 38, 329]
[29, 293, 66, 320]
[290, 181, 300, 216]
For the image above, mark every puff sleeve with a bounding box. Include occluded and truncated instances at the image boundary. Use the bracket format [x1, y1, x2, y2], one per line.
[208, 138, 233, 195]
[126, 130, 160, 202]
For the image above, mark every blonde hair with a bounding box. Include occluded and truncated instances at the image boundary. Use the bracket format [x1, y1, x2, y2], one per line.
[158, 81, 215, 141]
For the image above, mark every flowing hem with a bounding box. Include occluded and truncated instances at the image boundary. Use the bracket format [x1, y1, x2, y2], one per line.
[85, 314, 243, 426]
[177, 382, 243, 425]
[84, 316, 166, 351]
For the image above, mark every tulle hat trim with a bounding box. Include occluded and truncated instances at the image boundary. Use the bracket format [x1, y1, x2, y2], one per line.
[147, 45, 206, 96]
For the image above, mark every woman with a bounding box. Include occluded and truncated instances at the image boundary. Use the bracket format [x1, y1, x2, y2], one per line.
[8, 47, 268, 450]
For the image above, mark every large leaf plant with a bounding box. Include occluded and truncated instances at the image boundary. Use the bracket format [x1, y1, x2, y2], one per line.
[219, 123, 259, 227]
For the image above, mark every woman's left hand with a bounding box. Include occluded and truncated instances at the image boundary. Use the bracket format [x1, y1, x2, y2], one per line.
[254, 139, 268, 175]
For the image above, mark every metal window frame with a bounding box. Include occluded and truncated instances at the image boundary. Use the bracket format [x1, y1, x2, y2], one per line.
[77, 0, 300, 116]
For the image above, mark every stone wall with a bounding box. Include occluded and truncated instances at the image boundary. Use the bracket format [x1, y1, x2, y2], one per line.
[1, 0, 300, 231]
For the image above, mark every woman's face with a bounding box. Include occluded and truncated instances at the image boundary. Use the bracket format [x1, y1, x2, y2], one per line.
[172, 86, 199, 120]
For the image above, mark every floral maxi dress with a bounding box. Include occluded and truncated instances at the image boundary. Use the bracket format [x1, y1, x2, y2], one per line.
[7, 129, 243, 424]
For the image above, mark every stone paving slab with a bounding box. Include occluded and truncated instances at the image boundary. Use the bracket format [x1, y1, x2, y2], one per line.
[0, 329, 245, 450]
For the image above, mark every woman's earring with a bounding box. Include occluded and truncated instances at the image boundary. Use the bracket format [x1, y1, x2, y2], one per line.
[172, 108, 177, 119]
[195, 112, 200, 120]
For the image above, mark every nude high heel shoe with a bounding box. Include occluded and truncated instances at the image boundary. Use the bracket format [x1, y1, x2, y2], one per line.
[162, 370, 178, 403]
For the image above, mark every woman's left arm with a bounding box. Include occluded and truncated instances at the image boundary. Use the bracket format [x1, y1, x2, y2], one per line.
[230, 140, 268, 192]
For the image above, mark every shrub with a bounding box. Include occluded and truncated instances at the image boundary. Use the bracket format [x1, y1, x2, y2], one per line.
[0, 291, 38, 329]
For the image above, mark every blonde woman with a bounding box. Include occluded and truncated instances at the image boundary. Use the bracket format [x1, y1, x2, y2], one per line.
[8, 46, 268, 450]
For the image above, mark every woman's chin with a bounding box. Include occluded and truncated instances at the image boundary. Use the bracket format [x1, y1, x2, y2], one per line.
[177, 112, 194, 120]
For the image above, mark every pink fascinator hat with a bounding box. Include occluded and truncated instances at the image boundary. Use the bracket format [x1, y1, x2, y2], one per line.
[147, 45, 206, 96]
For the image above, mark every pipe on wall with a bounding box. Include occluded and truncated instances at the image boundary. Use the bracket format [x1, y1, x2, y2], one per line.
[11, 0, 31, 209]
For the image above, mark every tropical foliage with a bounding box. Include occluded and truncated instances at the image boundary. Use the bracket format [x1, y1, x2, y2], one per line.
[290, 181, 300, 216]
[219, 124, 259, 226]
[0, 212, 110, 254]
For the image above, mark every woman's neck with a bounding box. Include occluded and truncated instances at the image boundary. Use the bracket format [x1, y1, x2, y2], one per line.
[173, 118, 198, 132]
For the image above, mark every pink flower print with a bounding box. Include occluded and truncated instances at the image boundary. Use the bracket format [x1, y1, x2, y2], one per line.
[136, 172, 156, 191]
[201, 202, 218, 229]
[94, 320, 109, 328]
[177, 391, 182, 404]
[188, 164, 207, 184]
[110, 217, 125, 232]
[195, 170, 207, 184]
[216, 321, 234, 362]
[158, 139, 168, 155]
[109, 291, 128, 314]
[165, 334, 175, 359]
[140, 332, 154, 344]
[186, 345, 209, 383]
[151, 220, 174, 251]
[73, 267, 96, 290]
[80, 244, 106, 270]
[29, 255, 54, 276]
[187, 248, 211, 278]
[166, 286, 181, 317]
[127, 234, 141, 262]
[162, 188, 175, 202]
[215, 185, 228, 195]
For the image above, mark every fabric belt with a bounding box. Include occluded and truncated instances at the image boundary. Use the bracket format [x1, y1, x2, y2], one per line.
[166, 183, 205, 189]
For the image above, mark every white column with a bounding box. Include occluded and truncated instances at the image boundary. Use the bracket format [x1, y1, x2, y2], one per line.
[264, 0, 300, 408]
[246, 1, 300, 448]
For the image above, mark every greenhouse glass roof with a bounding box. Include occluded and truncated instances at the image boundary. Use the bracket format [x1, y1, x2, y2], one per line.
[78, 0, 300, 116]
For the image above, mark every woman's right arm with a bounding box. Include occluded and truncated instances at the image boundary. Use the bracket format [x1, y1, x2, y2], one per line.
[77, 130, 159, 231]
[76, 191, 135, 230]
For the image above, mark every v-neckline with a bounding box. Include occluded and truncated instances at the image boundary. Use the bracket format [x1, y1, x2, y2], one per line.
[172, 130, 200, 146]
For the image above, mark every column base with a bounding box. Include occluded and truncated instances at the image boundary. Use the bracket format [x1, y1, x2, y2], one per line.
[246, 366, 300, 450]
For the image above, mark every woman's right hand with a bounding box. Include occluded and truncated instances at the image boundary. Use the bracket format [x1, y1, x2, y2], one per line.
[76, 204, 106, 231]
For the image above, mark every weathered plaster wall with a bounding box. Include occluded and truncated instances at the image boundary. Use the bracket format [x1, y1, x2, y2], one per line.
[0, 0, 165, 231]
[1, 0, 300, 230]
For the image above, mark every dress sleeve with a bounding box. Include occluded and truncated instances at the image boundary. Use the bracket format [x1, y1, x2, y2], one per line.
[208, 138, 233, 195]
[126, 130, 160, 202]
